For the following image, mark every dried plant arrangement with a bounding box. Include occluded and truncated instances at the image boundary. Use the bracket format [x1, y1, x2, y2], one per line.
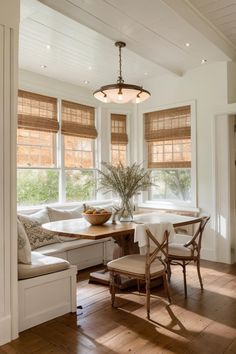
[97, 162, 153, 221]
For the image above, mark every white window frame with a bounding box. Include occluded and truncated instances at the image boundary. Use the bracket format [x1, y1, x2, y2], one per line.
[141, 100, 197, 209]
[17, 97, 98, 207]
[107, 109, 131, 166]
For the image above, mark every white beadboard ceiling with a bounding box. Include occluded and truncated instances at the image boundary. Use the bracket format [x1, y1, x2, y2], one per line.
[19, 0, 236, 90]
[189, 0, 236, 48]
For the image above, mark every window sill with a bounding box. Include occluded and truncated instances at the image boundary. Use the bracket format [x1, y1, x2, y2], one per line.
[17, 199, 114, 214]
[138, 201, 200, 214]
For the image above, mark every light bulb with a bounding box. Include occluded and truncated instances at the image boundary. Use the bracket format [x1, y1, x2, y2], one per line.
[118, 92, 123, 101]
[103, 95, 108, 103]
[136, 95, 140, 104]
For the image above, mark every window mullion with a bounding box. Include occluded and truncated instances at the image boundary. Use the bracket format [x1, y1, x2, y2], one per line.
[58, 99, 66, 203]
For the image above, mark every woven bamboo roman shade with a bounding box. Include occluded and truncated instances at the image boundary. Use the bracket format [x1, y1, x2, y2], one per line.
[18, 90, 59, 133]
[145, 106, 191, 168]
[111, 114, 128, 144]
[61, 100, 97, 139]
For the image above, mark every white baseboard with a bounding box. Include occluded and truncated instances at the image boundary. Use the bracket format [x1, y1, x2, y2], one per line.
[201, 248, 216, 262]
[0, 315, 11, 346]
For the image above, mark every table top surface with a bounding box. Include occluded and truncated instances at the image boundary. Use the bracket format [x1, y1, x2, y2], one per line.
[42, 212, 202, 240]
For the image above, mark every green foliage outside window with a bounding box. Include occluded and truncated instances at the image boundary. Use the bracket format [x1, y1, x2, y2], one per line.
[17, 169, 59, 206]
[17, 169, 96, 206]
[151, 169, 191, 201]
[66, 170, 96, 202]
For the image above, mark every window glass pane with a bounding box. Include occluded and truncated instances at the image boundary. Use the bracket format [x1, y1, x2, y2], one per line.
[17, 129, 56, 167]
[64, 136, 94, 168]
[148, 139, 191, 167]
[111, 144, 127, 166]
[150, 169, 191, 201]
[17, 169, 59, 206]
[65, 170, 96, 202]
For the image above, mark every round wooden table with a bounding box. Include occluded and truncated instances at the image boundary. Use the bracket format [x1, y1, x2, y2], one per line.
[43, 212, 201, 286]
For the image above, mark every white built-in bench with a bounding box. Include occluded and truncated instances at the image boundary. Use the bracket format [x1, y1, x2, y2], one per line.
[18, 252, 77, 331]
[17, 202, 114, 332]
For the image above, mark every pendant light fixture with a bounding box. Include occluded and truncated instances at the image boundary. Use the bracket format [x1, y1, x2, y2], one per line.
[93, 41, 151, 104]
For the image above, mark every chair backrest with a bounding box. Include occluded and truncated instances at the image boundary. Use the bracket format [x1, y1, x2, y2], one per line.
[145, 228, 169, 267]
[184, 216, 210, 255]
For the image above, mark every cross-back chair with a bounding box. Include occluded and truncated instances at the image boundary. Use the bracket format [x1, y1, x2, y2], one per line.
[166, 216, 210, 298]
[107, 227, 171, 319]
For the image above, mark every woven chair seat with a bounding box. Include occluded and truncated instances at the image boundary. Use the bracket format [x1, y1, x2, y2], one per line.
[107, 255, 165, 277]
[168, 243, 194, 257]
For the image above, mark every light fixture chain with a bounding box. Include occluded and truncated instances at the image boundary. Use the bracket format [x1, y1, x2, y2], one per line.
[118, 43, 124, 84]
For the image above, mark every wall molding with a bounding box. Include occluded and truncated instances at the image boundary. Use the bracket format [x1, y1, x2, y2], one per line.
[0, 2, 19, 344]
[0, 315, 12, 345]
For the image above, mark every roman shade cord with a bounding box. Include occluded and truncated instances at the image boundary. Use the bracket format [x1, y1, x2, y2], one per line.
[18, 90, 59, 133]
[61, 100, 97, 139]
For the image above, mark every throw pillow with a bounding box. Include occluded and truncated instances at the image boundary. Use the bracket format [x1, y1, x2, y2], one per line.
[18, 214, 60, 250]
[47, 206, 83, 222]
[17, 219, 32, 264]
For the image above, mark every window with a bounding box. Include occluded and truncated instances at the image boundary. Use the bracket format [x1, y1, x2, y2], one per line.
[17, 91, 97, 206]
[61, 100, 97, 202]
[17, 90, 59, 206]
[145, 105, 192, 202]
[111, 114, 128, 165]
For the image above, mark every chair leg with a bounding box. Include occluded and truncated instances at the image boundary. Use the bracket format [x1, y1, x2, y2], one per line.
[163, 274, 171, 304]
[110, 272, 116, 307]
[146, 275, 151, 320]
[137, 279, 141, 294]
[182, 260, 187, 298]
[166, 259, 172, 281]
[196, 258, 203, 291]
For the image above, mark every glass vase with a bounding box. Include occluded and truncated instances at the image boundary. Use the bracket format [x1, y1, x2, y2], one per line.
[119, 198, 133, 222]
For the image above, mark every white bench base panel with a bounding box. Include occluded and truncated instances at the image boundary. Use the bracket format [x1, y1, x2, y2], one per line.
[18, 266, 77, 332]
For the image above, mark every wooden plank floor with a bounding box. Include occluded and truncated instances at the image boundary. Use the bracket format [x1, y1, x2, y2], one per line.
[1, 260, 236, 354]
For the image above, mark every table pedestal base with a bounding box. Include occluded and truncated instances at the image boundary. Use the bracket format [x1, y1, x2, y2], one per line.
[89, 269, 110, 286]
[89, 269, 163, 289]
[89, 269, 138, 289]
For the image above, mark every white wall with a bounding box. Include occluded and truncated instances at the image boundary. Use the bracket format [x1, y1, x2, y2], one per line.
[227, 62, 236, 104]
[0, 0, 19, 345]
[134, 62, 229, 261]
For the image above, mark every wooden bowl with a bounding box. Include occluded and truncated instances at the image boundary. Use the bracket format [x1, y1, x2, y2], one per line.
[82, 212, 112, 225]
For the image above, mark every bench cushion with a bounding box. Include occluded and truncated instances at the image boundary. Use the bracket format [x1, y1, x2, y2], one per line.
[18, 252, 70, 280]
[46, 206, 84, 241]
[47, 206, 83, 222]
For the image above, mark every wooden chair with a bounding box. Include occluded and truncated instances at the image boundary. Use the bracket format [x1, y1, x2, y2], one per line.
[166, 216, 210, 298]
[107, 228, 171, 319]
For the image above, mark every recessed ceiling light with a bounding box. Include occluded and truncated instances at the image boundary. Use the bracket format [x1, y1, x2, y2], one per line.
[88, 66, 92, 71]
[144, 72, 148, 76]
[185, 42, 190, 47]
[46, 44, 51, 50]
[84, 80, 89, 84]
[40, 65, 47, 69]
[201, 59, 207, 64]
